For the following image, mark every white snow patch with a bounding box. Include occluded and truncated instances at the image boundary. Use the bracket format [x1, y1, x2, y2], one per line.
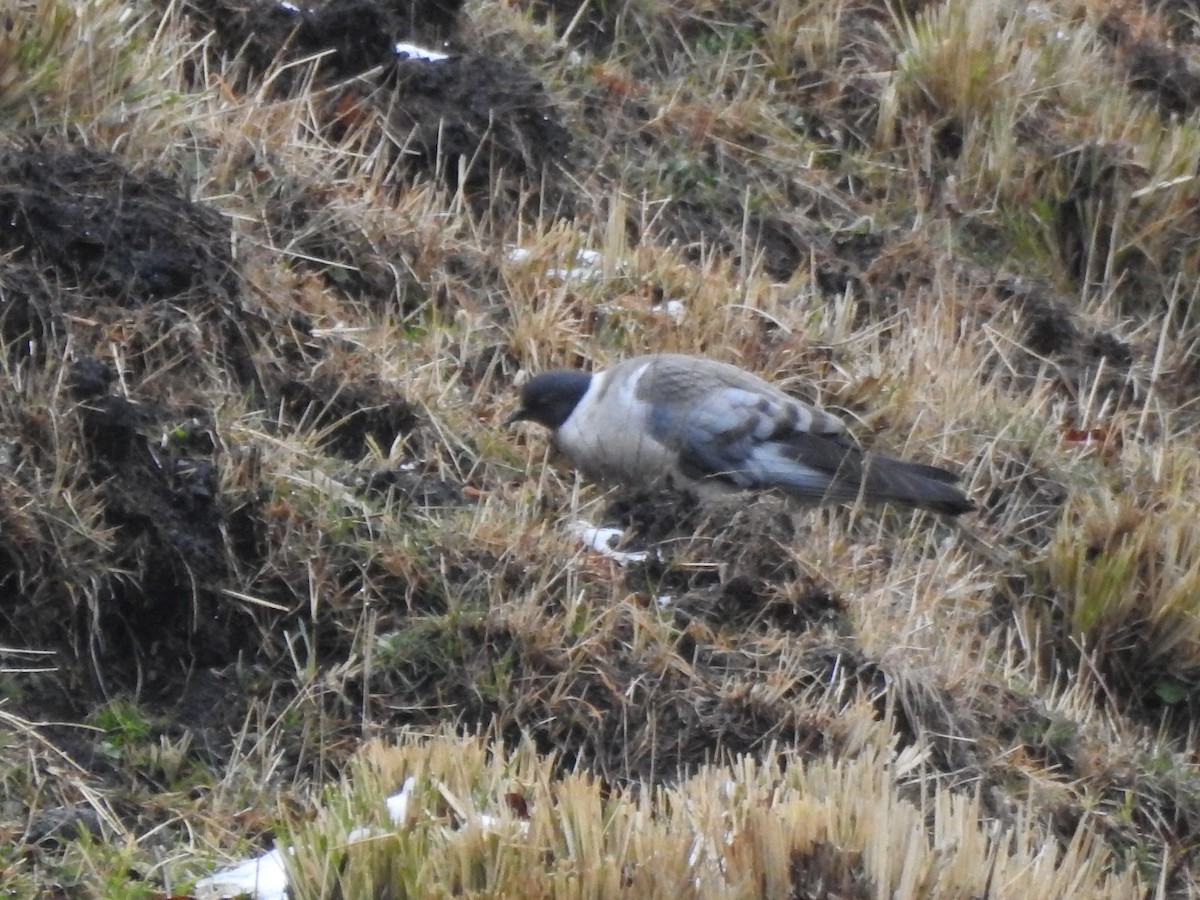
[194, 846, 290, 900]
[394, 42, 449, 61]
[650, 298, 687, 322]
[569, 521, 649, 565]
[195, 779, 416, 899]
[506, 246, 621, 284]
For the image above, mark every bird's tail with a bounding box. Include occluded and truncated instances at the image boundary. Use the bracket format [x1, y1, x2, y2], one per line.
[857, 453, 975, 516]
[764, 433, 973, 515]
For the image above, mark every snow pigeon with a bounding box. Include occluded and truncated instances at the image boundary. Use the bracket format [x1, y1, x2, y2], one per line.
[507, 353, 974, 516]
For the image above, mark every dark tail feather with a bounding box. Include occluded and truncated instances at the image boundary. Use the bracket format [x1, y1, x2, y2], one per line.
[859, 453, 975, 516]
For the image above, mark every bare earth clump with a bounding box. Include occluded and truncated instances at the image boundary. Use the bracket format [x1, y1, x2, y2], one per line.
[2, 0, 1200, 895]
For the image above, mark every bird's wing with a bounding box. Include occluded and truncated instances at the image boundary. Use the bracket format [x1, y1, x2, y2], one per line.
[627, 355, 972, 512]
[636, 357, 854, 498]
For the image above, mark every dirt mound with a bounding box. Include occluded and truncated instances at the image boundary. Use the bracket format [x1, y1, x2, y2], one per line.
[378, 54, 573, 197]
[0, 140, 235, 362]
[605, 488, 846, 634]
[183, 0, 463, 86]
[278, 373, 420, 459]
[0, 142, 254, 711]
[1100, 12, 1200, 117]
[0, 359, 246, 703]
[182, 0, 573, 210]
[0, 137, 440, 737]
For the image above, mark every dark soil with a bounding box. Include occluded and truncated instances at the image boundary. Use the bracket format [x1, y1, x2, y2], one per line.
[0, 142, 253, 726]
[0, 141, 235, 309]
[1, 358, 245, 703]
[277, 373, 420, 459]
[380, 54, 572, 198]
[606, 488, 847, 635]
[1099, 12, 1200, 117]
[259, 174, 429, 309]
[0, 130, 301, 744]
[181, 0, 464, 87]
[182, 0, 574, 212]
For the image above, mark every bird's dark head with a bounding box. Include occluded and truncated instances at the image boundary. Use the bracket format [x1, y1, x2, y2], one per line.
[506, 369, 592, 430]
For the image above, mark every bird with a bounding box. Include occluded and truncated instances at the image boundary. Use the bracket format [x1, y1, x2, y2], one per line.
[506, 353, 974, 516]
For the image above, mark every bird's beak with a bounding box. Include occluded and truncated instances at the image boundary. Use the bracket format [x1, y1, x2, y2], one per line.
[504, 407, 529, 427]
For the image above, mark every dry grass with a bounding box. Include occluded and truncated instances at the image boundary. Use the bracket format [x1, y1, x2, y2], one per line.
[282, 730, 1141, 898]
[2, 0, 1200, 896]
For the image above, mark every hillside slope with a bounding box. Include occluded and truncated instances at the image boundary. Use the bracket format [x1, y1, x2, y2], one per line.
[2, 0, 1199, 894]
